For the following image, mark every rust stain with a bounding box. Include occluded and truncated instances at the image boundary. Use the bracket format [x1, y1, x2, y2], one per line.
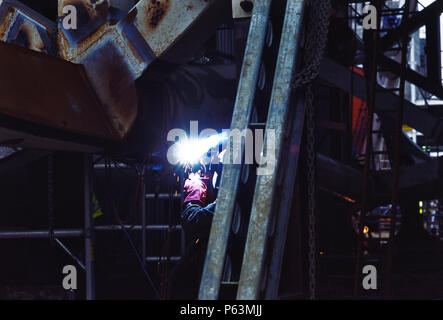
[57, 30, 70, 58]
[116, 28, 145, 65]
[0, 7, 17, 40]
[58, 0, 111, 60]
[82, 41, 138, 137]
[75, 24, 107, 54]
[59, 23, 108, 60]
[146, 0, 171, 30]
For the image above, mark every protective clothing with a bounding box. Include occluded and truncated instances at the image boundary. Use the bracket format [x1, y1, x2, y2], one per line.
[170, 171, 217, 299]
[182, 172, 216, 238]
[182, 201, 216, 239]
[184, 172, 210, 206]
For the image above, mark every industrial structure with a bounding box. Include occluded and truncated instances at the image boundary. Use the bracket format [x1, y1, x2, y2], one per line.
[1, 0, 443, 300]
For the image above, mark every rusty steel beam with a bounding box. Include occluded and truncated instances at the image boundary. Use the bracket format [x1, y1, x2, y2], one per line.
[64, 27, 141, 138]
[0, 0, 228, 143]
[127, 0, 227, 64]
[0, 0, 133, 141]
[57, 0, 110, 61]
[0, 0, 56, 55]
[57, 0, 227, 66]
[56, 0, 141, 138]
[55, 0, 228, 138]
[57, 0, 228, 78]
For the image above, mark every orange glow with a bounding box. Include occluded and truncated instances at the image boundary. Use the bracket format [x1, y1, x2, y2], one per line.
[319, 186, 356, 203]
[363, 226, 369, 234]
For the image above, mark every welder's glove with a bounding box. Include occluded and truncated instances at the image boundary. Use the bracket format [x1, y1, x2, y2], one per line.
[184, 172, 208, 206]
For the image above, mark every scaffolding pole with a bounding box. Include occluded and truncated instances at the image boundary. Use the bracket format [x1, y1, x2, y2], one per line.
[0, 225, 183, 239]
[141, 173, 147, 268]
[84, 153, 96, 300]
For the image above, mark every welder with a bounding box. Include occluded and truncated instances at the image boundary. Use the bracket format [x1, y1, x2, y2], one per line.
[169, 152, 223, 299]
[169, 169, 218, 299]
[181, 171, 217, 239]
[181, 146, 226, 239]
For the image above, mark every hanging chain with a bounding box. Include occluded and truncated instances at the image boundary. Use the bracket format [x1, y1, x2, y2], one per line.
[306, 84, 317, 300]
[291, 0, 331, 300]
[292, 0, 332, 89]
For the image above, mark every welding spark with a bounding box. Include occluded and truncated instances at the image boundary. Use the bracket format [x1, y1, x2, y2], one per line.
[175, 131, 229, 165]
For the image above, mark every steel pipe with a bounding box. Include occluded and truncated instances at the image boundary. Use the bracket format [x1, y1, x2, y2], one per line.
[0, 225, 183, 239]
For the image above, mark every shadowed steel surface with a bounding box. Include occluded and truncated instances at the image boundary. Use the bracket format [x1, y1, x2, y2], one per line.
[237, 0, 305, 300]
[198, 0, 272, 300]
[318, 57, 441, 142]
[0, 41, 119, 140]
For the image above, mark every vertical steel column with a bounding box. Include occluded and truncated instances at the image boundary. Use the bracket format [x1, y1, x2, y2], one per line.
[198, 0, 272, 300]
[237, 0, 306, 300]
[84, 153, 96, 300]
[385, 0, 411, 299]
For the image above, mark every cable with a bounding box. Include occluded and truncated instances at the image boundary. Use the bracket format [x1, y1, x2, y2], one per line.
[110, 159, 144, 230]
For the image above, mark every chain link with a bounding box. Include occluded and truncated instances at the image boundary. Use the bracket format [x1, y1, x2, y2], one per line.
[292, 0, 332, 88]
[291, 0, 332, 300]
[306, 84, 317, 300]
